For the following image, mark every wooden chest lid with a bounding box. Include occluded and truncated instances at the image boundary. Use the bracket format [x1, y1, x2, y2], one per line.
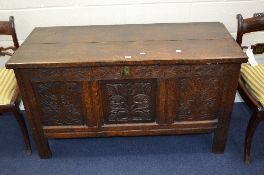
[6, 22, 247, 68]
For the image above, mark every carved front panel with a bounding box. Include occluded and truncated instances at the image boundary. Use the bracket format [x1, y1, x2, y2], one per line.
[101, 79, 157, 124]
[33, 82, 86, 126]
[175, 77, 221, 121]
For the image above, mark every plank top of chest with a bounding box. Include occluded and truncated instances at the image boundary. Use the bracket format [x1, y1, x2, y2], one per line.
[6, 22, 247, 69]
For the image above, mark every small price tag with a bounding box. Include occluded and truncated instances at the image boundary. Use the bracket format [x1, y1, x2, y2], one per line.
[176, 49, 182, 53]
[246, 47, 258, 66]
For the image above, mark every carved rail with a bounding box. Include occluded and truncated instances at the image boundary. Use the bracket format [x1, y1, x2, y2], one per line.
[0, 46, 16, 56]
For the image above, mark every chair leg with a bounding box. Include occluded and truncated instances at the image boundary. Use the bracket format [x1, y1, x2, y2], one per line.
[244, 112, 263, 164]
[12, 107, 32, 155]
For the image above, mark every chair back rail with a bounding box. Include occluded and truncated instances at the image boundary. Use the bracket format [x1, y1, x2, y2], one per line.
[0, 16, 19, 52]
[236, 13, 264, 46]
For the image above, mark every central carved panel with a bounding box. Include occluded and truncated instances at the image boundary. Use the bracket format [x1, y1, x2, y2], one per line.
[34, 82, 85, 126]
[101, 80, 156, 124]
[175, 77, 221, 121]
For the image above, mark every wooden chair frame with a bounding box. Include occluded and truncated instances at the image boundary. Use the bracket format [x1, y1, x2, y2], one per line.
[236, 13, 264, 164]
[0, 16, 31, 155]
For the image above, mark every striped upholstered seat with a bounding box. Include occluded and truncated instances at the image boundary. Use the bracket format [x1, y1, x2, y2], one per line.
[0, 68, 17, 105]
[240, 63, 264, 107]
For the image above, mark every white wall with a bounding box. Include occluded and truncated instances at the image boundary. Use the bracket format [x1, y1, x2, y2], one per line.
[0, 0, 264, 103]
[0, 0, 263, 41]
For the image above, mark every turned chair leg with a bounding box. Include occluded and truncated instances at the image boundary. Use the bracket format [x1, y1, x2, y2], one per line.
[12, 107, 32, 155]
[244, 112, 263, 164]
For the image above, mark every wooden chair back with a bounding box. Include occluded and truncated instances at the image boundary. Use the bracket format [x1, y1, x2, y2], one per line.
[0, 16, 19, 56]
[236, 13, 264, 54]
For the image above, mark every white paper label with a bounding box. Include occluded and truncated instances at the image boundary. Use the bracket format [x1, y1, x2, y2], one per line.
[246, 47, 258, 66]
[176, 49, 182, 53]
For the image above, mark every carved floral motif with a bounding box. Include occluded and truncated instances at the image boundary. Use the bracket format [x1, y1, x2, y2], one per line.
[34, 82, 85, 126]
[103, 81, 155, 123]
[175, 77, 220, 121]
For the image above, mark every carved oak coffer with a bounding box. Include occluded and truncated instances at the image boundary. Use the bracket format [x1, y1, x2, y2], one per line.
[6, 23, 247, 158]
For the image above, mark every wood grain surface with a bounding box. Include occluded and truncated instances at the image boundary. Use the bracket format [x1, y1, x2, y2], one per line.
[7, 23, 247, 158]
[6, 22, 247, 68]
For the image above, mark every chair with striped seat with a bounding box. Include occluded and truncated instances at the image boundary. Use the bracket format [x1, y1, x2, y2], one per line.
[0, 16, 31, 154]
[236, 13, 264, 164]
